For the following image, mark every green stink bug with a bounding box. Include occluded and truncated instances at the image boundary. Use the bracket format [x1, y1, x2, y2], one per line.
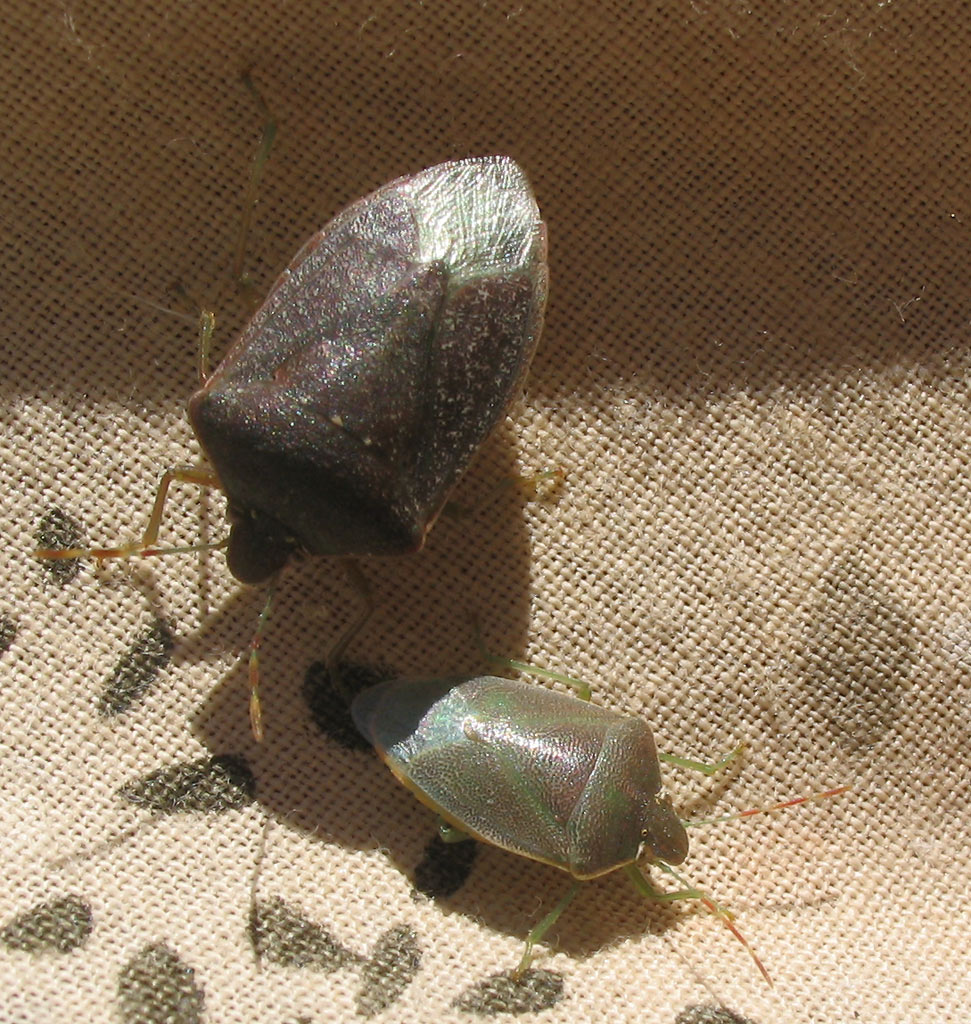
[352, 675, 688, 879]
[351, 671, 847, 981]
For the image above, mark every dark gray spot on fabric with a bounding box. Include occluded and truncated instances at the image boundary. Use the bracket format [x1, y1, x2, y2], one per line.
[99, 618, 175, 716]
[0, 614, 16, 655]
[675, 1007, 759, 1024]
[797, 557, 917, 749]
[118, 941, 204, 1024]
[35, 507, 84, 585]
[118, 753, 255, 813]
[0, 895, 93, 953]
[412, 833, 478, 899]
[249, 897, 357, 971]
[303, 660, 393, 751]
[453, 969, 564, 1016]
[355, 925, 421, 1018]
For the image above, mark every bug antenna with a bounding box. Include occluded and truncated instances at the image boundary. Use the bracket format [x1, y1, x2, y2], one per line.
[684, 785, 852, 828]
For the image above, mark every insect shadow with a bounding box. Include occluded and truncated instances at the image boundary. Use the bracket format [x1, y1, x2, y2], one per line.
[85, 417, 545, 738]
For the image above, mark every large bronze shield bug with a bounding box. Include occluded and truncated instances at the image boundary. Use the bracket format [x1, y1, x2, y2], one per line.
[352, 673, 846, 980]
[37, 157, 547, 731]
[187, 155, 548, 585]
[40, 156, 546, 580]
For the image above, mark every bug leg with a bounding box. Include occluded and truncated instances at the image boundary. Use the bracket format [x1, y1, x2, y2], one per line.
[325, 559, 375, 702]
[34, 466, 224, 563]
[514, 881, 581, 978]
[498, 466, 565, 501]
[624, 863, 772, 986]
[443, 467, 565, 520]
[436, 818, 470, 843]
[187, 76, 276, 385]
[246, 583, 278, 741]
[197, 308, 217, 385]
[233, 72, 278, 299]
[162, 281, 217, 386]
[473, 624, 592, 701]
[659, 743, 745, 777]
[624, 862, 707, 905]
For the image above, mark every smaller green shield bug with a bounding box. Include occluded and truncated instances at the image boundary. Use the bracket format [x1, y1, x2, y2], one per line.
[351, 671, 848, 981]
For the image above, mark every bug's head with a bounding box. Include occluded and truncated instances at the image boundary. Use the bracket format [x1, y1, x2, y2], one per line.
[225, 505, 297, 584]
[641, 793, 689, 865]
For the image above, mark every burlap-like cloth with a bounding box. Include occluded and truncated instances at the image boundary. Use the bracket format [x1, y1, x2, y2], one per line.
[2, 4, 967, 1022]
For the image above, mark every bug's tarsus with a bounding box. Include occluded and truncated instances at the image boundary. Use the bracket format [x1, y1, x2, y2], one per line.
[514, 881, 581, 978]
[34, 466, 223, 564]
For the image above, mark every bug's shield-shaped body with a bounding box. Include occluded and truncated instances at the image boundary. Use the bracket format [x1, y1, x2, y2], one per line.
[188, 157, 548, 583]
[351, 676, 688, 880]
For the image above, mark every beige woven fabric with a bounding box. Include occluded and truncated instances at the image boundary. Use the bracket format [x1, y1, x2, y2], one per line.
[2, 2, 968, 1022]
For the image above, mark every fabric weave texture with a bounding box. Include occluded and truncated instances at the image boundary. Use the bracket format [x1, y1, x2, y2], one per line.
[1, 3, 967, 1022]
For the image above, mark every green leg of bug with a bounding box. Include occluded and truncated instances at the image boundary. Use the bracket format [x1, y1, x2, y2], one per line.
[476, 631, 745, 768]
[444, 467, 565, 520]
[473, 626, 592, 701]
[34, 465, 224, 563]
[437, 819, 471, 843]
[625, 863, 772, 985]
[658, 743, 745, 777]
[623, 862, 708, 905]
[498, 467, 565, 501]
[196, 308, 217, 384]
[514, 881, 582, 978]
[233, 72, 278, 303]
